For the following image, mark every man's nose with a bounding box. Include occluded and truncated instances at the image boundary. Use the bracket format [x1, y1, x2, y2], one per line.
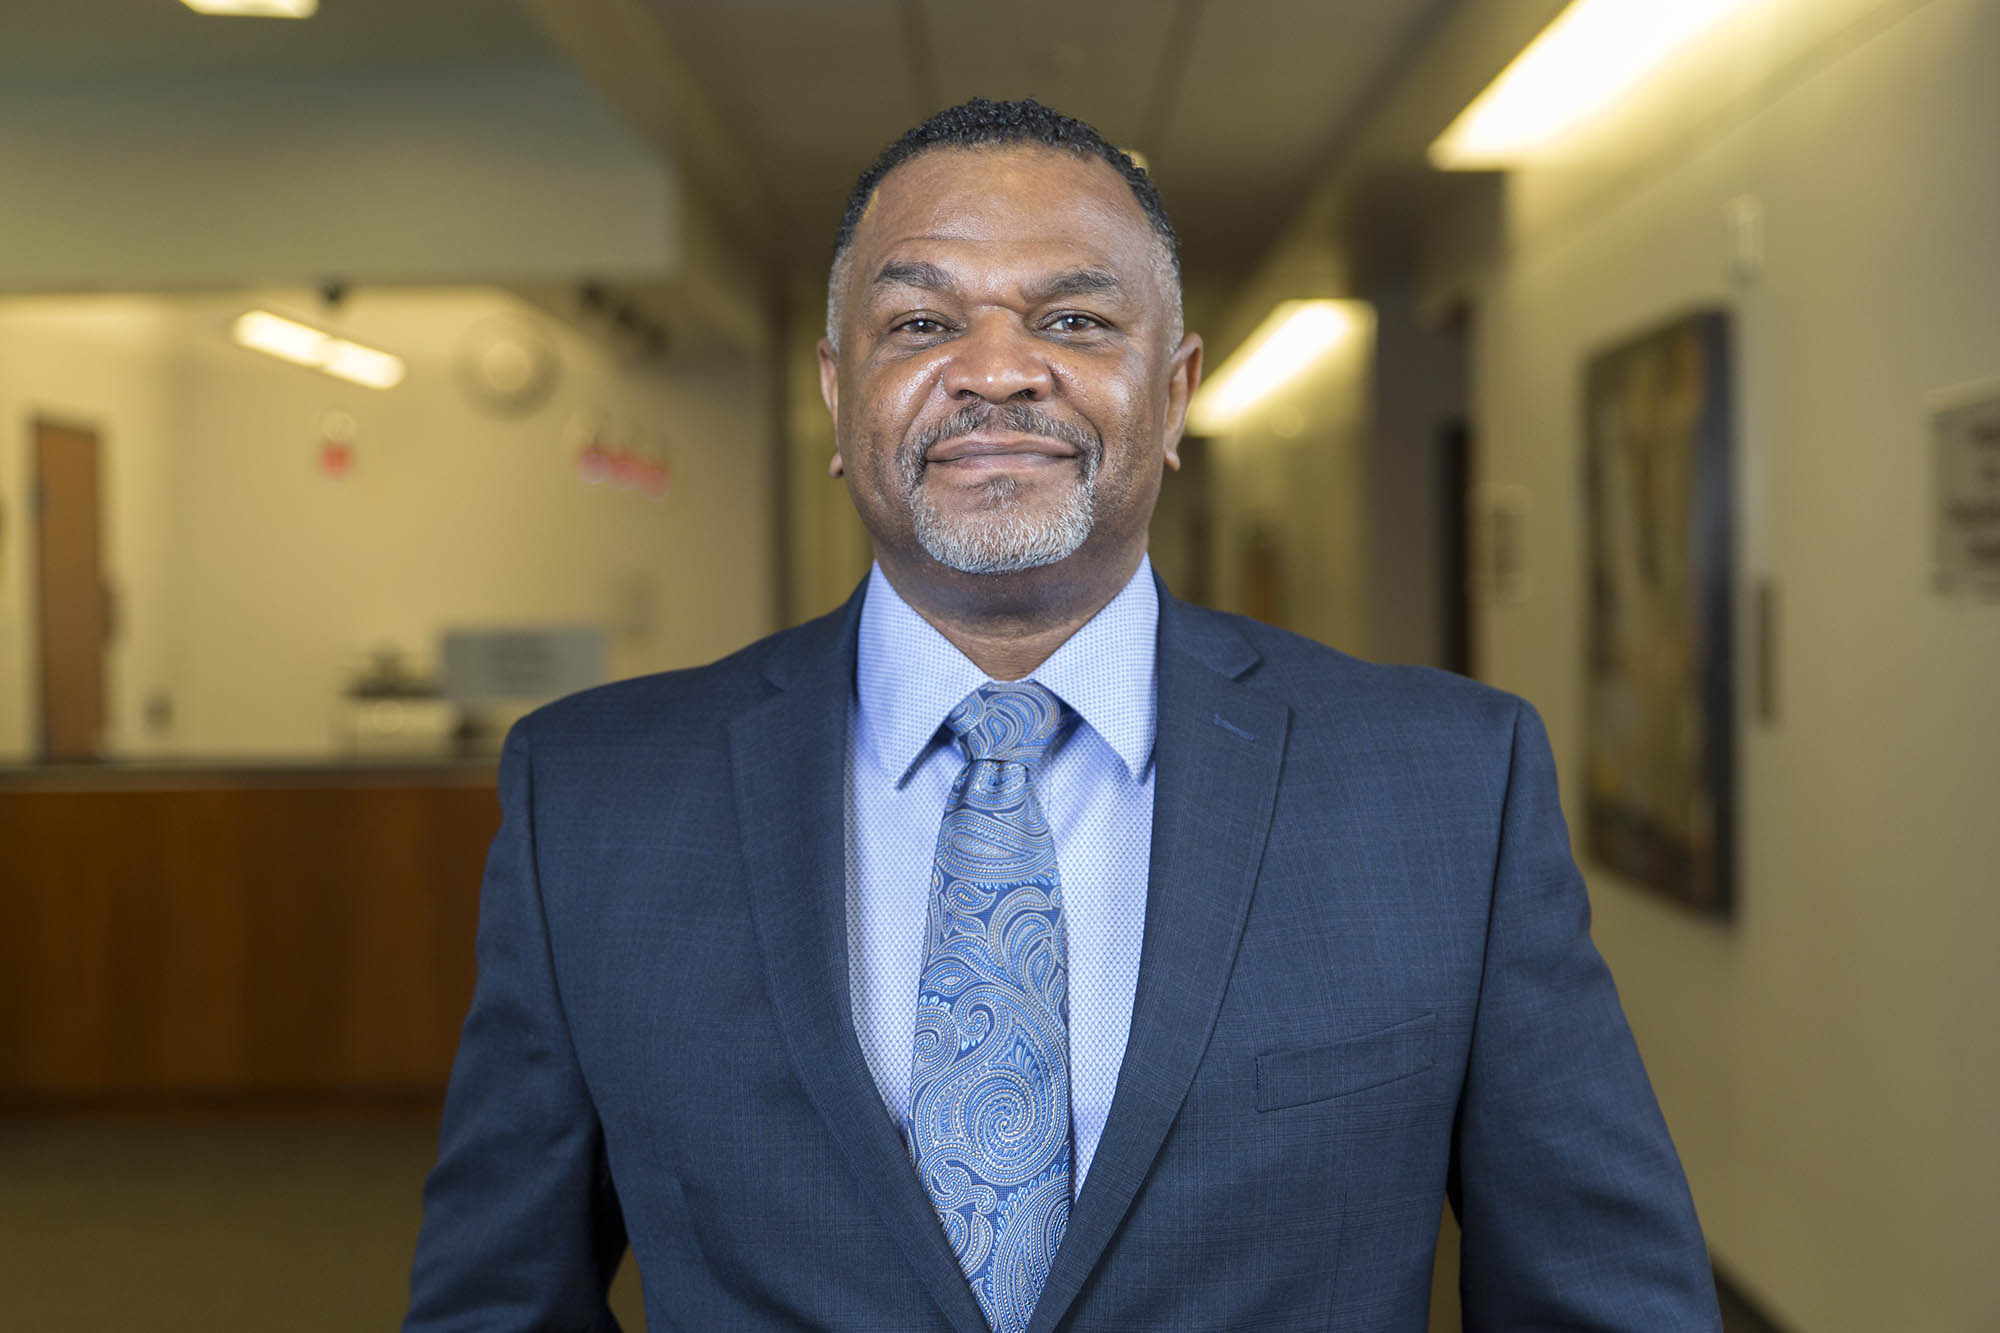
[939, 317, 1054, 402]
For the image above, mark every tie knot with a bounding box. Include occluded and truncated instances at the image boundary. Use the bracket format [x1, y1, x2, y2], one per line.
[946, 680, 1066, 767]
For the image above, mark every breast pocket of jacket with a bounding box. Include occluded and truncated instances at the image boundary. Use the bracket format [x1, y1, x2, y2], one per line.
[1254, 1012, 1438, 1113]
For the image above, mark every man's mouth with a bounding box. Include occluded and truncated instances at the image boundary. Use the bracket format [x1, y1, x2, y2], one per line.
[925, 433, 1080, 469]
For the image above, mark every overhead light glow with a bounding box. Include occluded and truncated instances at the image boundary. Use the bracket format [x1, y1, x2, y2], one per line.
[233, 310, 329, 368]
[180, 0, 319, 16]
[1429, 0, 1753, 168]
[1187, 300, 1361, 435]
[322, 341, 407, 390]
[233, 311, 406, 390]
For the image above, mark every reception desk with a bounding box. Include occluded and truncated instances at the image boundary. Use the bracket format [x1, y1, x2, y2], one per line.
[0, 762, 499, 1111]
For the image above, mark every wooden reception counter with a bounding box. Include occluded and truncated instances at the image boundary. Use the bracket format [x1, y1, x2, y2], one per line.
[0, 761, 500, 1112]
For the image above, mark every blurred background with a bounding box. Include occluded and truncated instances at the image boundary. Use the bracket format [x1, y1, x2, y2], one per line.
[1, 0, 1995, 1329]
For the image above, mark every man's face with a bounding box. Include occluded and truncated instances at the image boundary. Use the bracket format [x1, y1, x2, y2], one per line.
[819, 146, 1201, 582]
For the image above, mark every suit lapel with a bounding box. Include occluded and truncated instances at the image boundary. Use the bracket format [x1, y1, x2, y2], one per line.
[1029, 592, 1289, 1333]
[729, 588, 990, 1333]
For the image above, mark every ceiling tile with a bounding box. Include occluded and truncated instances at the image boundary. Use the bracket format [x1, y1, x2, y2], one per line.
[0, 0, 555, 74]
[919, 0, 1181, 147]
[17, 0, 1454, 285]
[647, 0, 913, 240]
[1154, 0, 1445, 277]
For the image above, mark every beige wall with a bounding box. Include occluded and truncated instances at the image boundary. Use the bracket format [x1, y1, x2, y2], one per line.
[1468, 0, 2000, 1326]
[0, 288, 778, 761]
[783, 280, 875, 624]
[1198, 308, 1380, 653]
[0, 67, 677, 291]
[1186, 191, 1467, 666]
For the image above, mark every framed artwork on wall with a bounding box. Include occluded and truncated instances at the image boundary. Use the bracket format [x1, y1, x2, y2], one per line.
[1581, 308, 1735, 917]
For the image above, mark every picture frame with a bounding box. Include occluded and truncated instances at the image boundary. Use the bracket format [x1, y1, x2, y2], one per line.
[1581, 308, 1736, 917]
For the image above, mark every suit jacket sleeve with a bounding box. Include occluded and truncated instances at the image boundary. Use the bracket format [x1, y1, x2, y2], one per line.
[1449, 701, 1721, 1330]
[405, 719, 629, 1332]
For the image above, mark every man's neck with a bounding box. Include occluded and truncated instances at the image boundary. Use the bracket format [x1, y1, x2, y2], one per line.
[874, 547, 1145, 681]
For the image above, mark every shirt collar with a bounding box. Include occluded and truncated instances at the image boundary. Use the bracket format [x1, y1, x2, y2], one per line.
[854, 556, 1160, 785]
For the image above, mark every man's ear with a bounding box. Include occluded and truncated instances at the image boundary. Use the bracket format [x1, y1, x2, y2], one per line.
[1162, 333, 1204, 472]
[816, 337, 845, 478]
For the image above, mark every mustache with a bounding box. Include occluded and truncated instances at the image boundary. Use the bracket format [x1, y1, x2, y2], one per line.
[904, 402, 1101, 469]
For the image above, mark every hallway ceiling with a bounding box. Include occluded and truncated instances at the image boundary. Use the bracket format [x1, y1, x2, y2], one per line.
[0, 0, 1460, 305]
[0, 0, 554, 74]
[642, 0, 1454, 288]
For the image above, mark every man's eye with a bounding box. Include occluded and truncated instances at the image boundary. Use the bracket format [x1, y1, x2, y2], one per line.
[1049, 313, 1104, 334]
[894, 317, 947, 335]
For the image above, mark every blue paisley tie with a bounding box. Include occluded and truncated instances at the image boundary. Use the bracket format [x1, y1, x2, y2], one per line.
[909, 680, 1072, 1333]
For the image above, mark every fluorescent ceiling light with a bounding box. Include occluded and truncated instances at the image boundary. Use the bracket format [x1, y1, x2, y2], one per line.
[1429, 0, 1751, 168]
[1187, 300, 1360, 435]
[233, 311, 406, 390]
[181, 0, 319, 16]
[234, 310, 327, 368]
[322, 341, 407, 391]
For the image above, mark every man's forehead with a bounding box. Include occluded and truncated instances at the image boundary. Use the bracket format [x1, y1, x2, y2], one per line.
[850, 145, 1156, 264]
[863, 241, 1127, 297]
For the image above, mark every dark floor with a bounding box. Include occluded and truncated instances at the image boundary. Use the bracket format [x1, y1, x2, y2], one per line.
[2, 1120, 1769, 1332]
[0, 1120, 644, 1331]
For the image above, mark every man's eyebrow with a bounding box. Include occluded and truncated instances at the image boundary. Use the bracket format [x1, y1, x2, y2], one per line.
[869, 259, 962, 298]
[1024, 267, 1124, 304]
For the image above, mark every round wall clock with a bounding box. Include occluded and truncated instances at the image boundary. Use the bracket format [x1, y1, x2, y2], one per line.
[455, 316, 561, 418]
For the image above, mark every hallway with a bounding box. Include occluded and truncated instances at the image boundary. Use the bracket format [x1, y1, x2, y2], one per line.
[0, 1120, 644, 1331]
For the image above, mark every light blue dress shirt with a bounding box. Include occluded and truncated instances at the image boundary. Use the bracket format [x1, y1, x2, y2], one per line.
[846, 557, 1158, 1193]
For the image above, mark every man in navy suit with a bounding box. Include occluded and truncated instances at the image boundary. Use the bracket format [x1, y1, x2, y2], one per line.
[406, 100, 1720, 1331]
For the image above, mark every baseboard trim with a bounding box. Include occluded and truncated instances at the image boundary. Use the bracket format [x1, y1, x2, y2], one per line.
[1713, 1261, 1790, 1333]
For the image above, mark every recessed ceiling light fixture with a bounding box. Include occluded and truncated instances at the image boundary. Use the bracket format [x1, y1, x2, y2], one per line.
[181, 0, 319, 18]
[233, 311, 406, 390]
[1429, 0, 1753, 168]
[1187, 300, 1362, 435]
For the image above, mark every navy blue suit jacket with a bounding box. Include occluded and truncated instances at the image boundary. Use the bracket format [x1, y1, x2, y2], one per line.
[406, 582, 1720, 1330]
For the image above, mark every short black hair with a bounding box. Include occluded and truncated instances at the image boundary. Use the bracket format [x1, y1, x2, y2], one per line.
[831, 97, 1181, 281]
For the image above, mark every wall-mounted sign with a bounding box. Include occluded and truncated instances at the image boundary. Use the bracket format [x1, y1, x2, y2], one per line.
[318, 410, 357, 479]
[1475, 482, 1533, 606]
[1932, 378, 2000, 598]
[566, 411, 673, 499]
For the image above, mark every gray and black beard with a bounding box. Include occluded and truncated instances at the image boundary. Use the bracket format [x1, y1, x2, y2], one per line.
[899, 401, 1102, 574]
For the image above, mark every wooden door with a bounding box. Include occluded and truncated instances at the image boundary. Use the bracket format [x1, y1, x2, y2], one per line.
[33, 420, 107, 761]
